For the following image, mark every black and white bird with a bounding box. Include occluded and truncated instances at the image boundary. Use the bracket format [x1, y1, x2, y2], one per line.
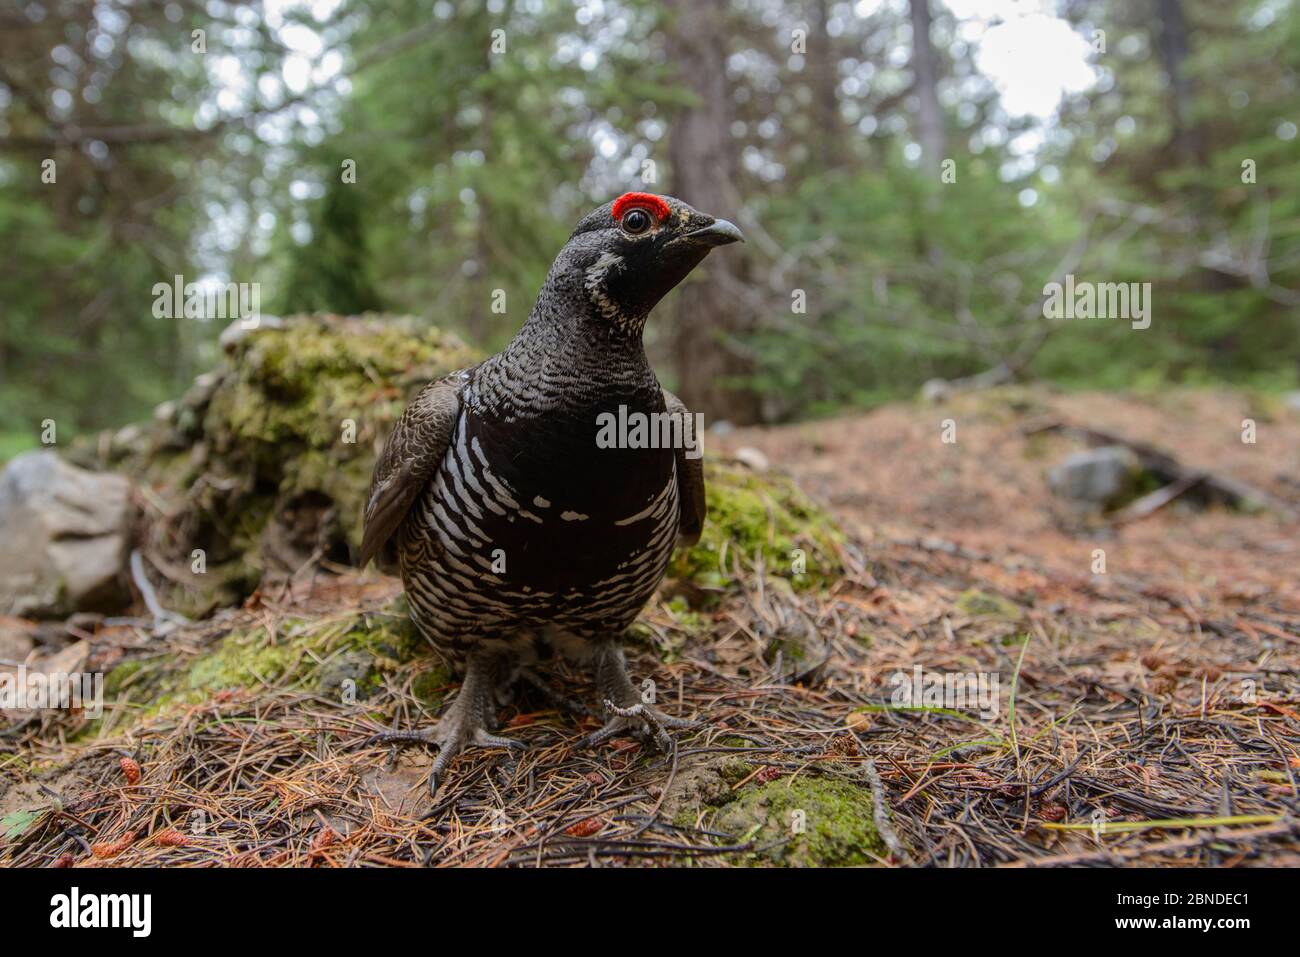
[359, 192, 743, 792]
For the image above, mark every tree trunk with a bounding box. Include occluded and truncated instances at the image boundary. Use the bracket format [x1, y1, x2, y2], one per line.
[663, 0, 763, 425]
[908, 0, 945, 171]
[808, 0, 842, 168]
[1154, 0, 1201, 166]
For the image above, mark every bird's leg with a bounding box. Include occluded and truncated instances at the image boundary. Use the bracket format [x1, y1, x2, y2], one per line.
[578, 643, 699, 752]
[365, 651, 524, 794]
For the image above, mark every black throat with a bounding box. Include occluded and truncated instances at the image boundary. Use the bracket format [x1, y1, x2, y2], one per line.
[469, 263, 665, 422]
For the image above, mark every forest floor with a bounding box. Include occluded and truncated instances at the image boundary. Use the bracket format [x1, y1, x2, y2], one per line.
[2, 386, 1298, 867]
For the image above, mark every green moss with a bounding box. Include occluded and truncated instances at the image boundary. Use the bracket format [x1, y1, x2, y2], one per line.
[669, 462, 843, 595]
[714, 776, 885, 867]
[187, 628, 297, 691]
[1129, 467, 1165, 502]
[103, 658, 150, 697]
[1022, 432, 1052, 461]
[663, 596, 710, 640]
[769, 635, 806, 661]
[410, 668, 451, 707]
[673, 808, 700, 830]
[341, 602, 422, 664]
[955, 588, 1023, 619]
[1243, 388, 1282, 424]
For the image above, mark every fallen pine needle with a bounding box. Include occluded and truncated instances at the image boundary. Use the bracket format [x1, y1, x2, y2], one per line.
[1042, 814, 1283, 834]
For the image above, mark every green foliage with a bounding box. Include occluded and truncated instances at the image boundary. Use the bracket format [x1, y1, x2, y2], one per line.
[2, 0, 1297, 433]
[0, 809, 40, 842]
[0, 3, 245, 435]
[1035, 0, 1300, 392]
[748, 1, 1300, 415]
[749, 157, 1073, 415]
[279, 158, 386, 316]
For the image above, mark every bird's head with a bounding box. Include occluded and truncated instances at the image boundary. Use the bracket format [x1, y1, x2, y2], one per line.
[549, 192, 744, 335]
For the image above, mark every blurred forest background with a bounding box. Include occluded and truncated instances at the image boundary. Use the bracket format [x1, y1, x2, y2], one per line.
[1, 0, 1297, 450]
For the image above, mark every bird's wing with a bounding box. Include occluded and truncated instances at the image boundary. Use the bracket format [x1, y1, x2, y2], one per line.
[663, 387, 705, 547]
[359, 370, 469, 567]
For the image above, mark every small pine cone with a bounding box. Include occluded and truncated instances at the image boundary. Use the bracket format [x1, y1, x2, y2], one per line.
[565, 817, 603, 837]
[91, 831, 136, 859]
[119, 756, 141, 785]
[154, 829, 189, 847]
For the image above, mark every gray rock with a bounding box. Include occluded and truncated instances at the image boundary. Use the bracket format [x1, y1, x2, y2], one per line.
[921, 378, 952, 403]
[1047, 446, 1143, 509]
[733, 446, 770, 472]
[110, 423, 150, 459]
[183, 371, 223, 409]
[152, 399, 179, 425]
[0, 451, 134, 618]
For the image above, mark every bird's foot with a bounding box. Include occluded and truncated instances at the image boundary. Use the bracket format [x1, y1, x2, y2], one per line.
[579, 698, 700, 753]
[365, 713, 523, 796]
[363, 654, 522, 795]
[581, 643, 701, 754]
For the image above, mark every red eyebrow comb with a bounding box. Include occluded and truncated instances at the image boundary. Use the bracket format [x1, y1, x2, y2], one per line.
[612, 192, 670, 222]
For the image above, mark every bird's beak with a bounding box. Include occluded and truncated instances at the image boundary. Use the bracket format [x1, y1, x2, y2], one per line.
[682, 218, 745, 247]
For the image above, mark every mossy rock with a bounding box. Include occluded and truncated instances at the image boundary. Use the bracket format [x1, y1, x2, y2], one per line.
[85, 314, 480, 614]
[714, 776, 884, 867]
[668, 462, 844, 596]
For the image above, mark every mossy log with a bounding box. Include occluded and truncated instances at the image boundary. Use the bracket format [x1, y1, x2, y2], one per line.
[75, 313, 844, 618]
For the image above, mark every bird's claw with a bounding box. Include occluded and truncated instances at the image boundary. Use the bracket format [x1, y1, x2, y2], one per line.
[579, 698, 700, 753]
[363, 728, 438, 748]
[361, 711, 523, 795]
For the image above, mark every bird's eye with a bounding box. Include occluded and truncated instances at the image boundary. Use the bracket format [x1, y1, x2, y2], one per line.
[621, 208, 652, 234]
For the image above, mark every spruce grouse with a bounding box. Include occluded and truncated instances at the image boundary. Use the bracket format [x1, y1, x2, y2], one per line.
[359, 192, 743, 792]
